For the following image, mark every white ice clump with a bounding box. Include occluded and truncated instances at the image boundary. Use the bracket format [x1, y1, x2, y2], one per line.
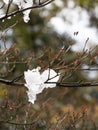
[41, 69, 60, 88]
[24, 67, 60, 104]
[3, 0, 33, 23]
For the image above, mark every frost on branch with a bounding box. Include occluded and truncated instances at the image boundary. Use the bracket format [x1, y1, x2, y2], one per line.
[3, 0, 33, 22]
[24, 67, 60, 104]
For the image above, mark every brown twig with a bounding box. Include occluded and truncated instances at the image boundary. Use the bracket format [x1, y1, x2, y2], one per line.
[0, 120, 36, 126]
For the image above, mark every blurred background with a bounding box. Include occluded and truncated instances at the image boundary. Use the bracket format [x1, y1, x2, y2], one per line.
[0, 0, 98, 129]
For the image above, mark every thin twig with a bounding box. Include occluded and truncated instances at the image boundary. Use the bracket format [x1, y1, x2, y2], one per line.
[45, 81, 98, 87]
[0, 120, 36, 126]
[5, 0, 13, 17]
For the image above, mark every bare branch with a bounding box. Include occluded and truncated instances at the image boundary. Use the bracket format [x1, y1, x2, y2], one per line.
[5, 0, 13, 17]
[45, 81, 98, 87]
[0, 120, 36, 126]
[55, 67, 98, 71]
[0, 76, 24, 86]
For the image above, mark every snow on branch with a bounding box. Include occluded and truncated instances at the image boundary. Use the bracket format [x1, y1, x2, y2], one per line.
[24, 67, 60, 104]
[0, 0, 55, 22]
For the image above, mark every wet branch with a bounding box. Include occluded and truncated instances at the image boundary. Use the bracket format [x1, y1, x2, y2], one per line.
[45, 81, 98, 87]
[0, 75, 24, 86]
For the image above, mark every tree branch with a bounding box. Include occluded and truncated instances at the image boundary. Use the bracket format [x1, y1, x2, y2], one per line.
[0, 77, 98, 88]
[0, 120, 36, 126]
[45, 81, 98, 87]
[0, 75, 24, 86]
[5, 0, 13, 17]
[0, 0, 55, 21]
